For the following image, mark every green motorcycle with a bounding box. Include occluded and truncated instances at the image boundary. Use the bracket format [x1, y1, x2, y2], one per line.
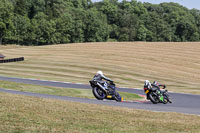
[144, 80, 172, 104]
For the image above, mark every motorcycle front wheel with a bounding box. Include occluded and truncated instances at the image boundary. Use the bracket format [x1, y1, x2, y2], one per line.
[163, 93, 172, 104]
[163, 95, 168, 104]
[92, 87, 106, 100]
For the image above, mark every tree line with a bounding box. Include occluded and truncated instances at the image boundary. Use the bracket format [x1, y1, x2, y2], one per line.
[1, 0, 200, 45]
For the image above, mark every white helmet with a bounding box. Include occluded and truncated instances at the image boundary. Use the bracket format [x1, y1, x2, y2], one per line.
[144, 80, 151, 88]
[96, 71, 103, 76]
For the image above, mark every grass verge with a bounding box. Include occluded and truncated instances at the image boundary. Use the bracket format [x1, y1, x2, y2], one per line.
[0, 80, 143, 101]
[0, 92, 199, 133]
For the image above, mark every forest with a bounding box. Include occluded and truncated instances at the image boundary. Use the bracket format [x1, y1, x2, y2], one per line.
[0, 0, 200, 45]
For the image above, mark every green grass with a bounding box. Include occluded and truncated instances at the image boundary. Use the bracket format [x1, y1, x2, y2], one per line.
[0, 92, 199, 133]
[0, 80, 143, 101]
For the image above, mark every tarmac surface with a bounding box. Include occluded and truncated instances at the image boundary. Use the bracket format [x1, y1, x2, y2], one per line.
[0, 76, 199, 115]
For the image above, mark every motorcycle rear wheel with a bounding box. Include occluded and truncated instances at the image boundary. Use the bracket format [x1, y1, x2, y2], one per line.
[114, 92, 122, 102]
[149, 92, 160, 104]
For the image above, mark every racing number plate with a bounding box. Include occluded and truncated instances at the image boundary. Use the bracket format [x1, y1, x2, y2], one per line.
[145, 90, 149, 94]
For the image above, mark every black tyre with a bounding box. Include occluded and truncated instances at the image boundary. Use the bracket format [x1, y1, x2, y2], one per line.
[166, 94, 172, 103]
[163, 93, 172, 104]
[114, 92, 122, 102]
[168, 98, 172, 103]
[92, 87, 106, 100]
[149, 92, 160, 104]
[163, 96, 168, 104]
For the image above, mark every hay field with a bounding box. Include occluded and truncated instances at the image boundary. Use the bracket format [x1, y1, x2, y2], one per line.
[0, 42, 200, 94]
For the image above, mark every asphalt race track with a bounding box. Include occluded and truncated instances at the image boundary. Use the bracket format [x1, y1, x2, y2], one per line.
[0, 76, 200, 115]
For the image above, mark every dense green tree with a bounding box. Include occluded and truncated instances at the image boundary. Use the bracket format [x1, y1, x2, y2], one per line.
[100, 0, 118, 24]
[137, 25, 147, 41]
[28, 0, 46, 19]
[0, 0, 14, 44]
[54, 13, 74, 43]
[31, 12, 57, 45]
[81, 0, 93, 8]
[109, 24, 119, 39]
[1, 0, 200, 45]
[0, 22, 6, 44]
[69, 8, 86, 43]
[12, 15, 31, 44]
[119, 14, 139, 41]
[44, 0, 68, 19]
[84, 8, 109, 42]
[190, 32, 200, 41]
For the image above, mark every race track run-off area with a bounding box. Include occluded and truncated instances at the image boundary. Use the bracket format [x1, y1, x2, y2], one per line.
[0, 76, 199, 115]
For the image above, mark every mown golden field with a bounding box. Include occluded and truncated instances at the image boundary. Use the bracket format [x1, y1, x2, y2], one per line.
[0, 42, 200, 94]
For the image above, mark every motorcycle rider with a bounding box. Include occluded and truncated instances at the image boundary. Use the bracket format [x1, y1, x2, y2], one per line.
[152, 81, 167, 102]
[93, 71, 113, 89]
[144, 80, 166, 101]
[93, 71, 113, 82]
[152, 81, 166, 90]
